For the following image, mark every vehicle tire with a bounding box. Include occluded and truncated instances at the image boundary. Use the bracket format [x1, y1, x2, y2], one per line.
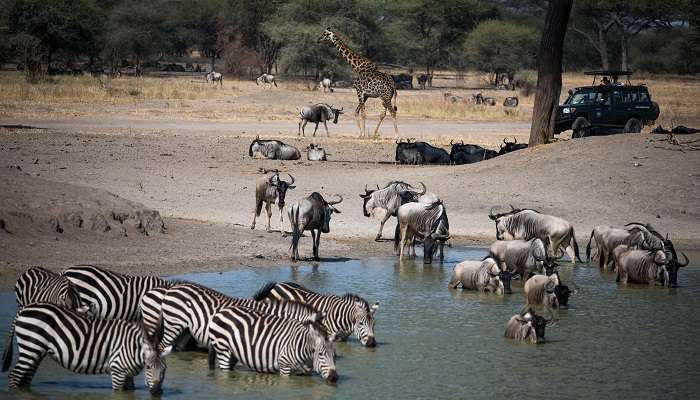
[571, 116, 592, 138]
[623, 118, 642, 134]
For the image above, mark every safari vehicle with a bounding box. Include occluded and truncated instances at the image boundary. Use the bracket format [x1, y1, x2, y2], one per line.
[554, 71, 659, 138]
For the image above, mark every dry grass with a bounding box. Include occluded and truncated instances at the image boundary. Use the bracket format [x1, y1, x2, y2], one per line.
[0, 70, 697, 126]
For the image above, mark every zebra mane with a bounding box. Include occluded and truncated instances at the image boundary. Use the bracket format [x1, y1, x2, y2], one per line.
[341, 293, 370, 309]
[267, 299, 323, 323]
[252, 281, 277, 301]
[176, 281, 231, 299]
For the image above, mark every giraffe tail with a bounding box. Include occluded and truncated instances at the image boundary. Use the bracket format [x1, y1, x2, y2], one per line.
[392, 88, 398, 112]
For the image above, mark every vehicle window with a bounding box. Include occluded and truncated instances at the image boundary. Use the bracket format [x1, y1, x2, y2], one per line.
[595, 92, 610, 105]
[611, 91, 622, 104]
[630, 90, 639, 103]
[638, 90, 649, 103]
[570, 92, 595, 105]
[620, 90, 631, 103]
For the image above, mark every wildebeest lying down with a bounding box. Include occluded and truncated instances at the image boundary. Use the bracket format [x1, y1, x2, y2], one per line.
[288, 193, 343, 261]
[306, 143, 328, 161]
[488, 238, 549, 279]
[395, 139, 451, 164]
[497, 137, 528, 155]
[489, 206, 581, 264]
[249, 136, 301, 160]
[448, 257, 512, 294]
[504, 305, 553, 344]
[449, 140, 498, 164]
[614, 246, 673, 286]
[251, 172, 296, 232]
[651, 125, 700, 135]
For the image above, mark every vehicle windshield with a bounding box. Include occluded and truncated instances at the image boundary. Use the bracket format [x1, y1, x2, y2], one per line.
[566, 90, 597, 105]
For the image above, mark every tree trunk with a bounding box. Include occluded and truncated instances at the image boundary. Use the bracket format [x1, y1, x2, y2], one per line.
[529, 0, 573, 147]
[597, 27, 610, 70]
[211, 53, 216, 72]
[620, 31, 629, 70]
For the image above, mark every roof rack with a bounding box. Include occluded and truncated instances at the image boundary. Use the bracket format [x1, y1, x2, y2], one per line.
[584, 70, 633, 86]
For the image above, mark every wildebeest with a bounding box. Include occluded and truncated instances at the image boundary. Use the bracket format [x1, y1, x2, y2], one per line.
[306, 144, 328, 161]
[256, 73, 278, 88]
[488, 238, 549, 279]
[417, 74, 428, 89]
[249, 136, 301, 160]
[288, 193, 343, 261]
[614, 245, 671, 286]
[471, 92, 495, 105]
[251, 173, 296, 232]
[523, 274, 560, 309]
[395, 139, 451, 165]
[503, 96, 519, 107]
[448, 257, 512, 294]
[504, 306, 553, 344]
[206, 71, 223, 86]
[497, 137, 528, 155]
[359, 181, 425, 240]
[394, 200, 450, 264]
[651, 125, 700, 135]
[488, 207, 581, 264]
[298, 103, 343, 137]
[449, 140, 498, 164]
[319, 78, 334, 92]
[586, 225, 651, 269]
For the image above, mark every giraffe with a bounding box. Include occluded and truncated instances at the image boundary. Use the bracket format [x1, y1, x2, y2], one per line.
[318, 27, 398, 139]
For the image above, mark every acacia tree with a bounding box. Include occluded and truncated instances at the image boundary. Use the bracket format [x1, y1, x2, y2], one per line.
[570, 0, 616, 70]
[528, 0, 573, 147]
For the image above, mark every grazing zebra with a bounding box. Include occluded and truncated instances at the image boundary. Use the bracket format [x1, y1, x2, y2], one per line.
[2, 303, 171, 394]
[256, 73, 278, 88]
[63, 265, 173, 321]
[14, 266, 89, 313]
[147, 282, 322, 351]
[253, 281, 378, 347]
[206, 71, 223, 86]
[208, 307, 338, 382]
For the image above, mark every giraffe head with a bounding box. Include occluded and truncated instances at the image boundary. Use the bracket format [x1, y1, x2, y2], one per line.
[318, 27, 336, 43]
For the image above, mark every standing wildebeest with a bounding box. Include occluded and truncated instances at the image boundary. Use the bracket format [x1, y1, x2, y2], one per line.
[497, 137, 528, 155]
[523, 274, 560, 309]
[503, 96, 519, 107]
[256, 73, 278, 88]
[319, 77, 334, 92]
[359, 181, 425, 240]
[251, 173, 296, 232]
[488, 238, 550, 279]
[624, 222, 691, 285]
[504, 306, 553, 344]
[249, 136, 301, 160]
[449, 140, 498, 164]
[298, 103, 343, 137]
[448, 257, 512, 294]
[417, 74, 428, 89]
[488, 207, 581, 264]
[395, 139, 451, 164]
[288, 193, 343, 261]
[395, 200, 450, 264]
[306, 143, 328, 161]
[586, 225, 652, 269]
[206, 71, 223, 86]
[614, 245, 671, 286]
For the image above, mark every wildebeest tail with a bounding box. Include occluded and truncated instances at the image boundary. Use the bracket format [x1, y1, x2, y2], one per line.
[252, 281, 277, 301]
[585, 229, 595, 262]
[290, 205, 301, 256]
[2, 314, 16, 372]
[273, 79, 278, 87]
[393, 222, 401, 254]
[572, 227, 582, 262]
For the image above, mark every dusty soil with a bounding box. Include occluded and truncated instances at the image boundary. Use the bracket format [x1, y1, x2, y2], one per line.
[0, 119, 698, 289]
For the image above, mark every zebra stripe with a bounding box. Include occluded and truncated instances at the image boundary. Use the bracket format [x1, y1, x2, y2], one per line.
[63, 265, 173, 321]
[14, 266, 86, 311]
[253, 282, 379, 347]
[2, 303, 170, 393]
[152, 282, 321, 351]
[208, 306, 337, 382]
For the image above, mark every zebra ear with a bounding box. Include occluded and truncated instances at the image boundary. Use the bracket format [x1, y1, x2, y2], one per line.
[370, 302, 379, 314]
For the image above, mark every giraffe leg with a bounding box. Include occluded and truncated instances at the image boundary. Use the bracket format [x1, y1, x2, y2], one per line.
[355, 102, 365, 138]
[373, 108, 387, 138]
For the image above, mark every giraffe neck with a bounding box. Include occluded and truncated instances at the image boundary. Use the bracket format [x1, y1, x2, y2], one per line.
[330, 36, 374, 72]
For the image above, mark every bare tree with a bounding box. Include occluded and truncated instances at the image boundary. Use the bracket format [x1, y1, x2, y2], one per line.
[528, 0, 573, 147]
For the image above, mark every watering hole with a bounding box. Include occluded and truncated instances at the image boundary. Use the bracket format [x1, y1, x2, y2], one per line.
[1, 246, 699, 399]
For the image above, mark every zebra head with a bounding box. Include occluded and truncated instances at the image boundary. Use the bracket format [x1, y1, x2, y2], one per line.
[305, 321, 337, 383]
[59, 282, 92, 316]
[140, 319, 172, 395]
[343, 294, 379, 347]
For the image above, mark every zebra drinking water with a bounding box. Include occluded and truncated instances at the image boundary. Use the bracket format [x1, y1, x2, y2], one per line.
[253, 281, 379, 347]
[208, 307, 338, 383]
[2, 303, 171, 394]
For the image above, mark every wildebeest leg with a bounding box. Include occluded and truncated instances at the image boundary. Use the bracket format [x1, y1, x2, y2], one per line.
[299, 120, 307, 136]
[313, 122, 319, 137]
[265, 202, 272, 232]
[323, 121, 330, 137]
[278, 204, 284, 233]
[313, 230, 321, 261]
[564, 245, 576, 264]
[399, 224, 409, 260]
[251, 200, 262, 230]
[376, 212, 391, 241]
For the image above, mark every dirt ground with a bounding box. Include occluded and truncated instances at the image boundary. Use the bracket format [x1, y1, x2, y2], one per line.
[1, 115, 699, 289]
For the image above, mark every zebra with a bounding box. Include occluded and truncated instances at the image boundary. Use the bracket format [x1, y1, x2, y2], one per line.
[144, 282, 323, 351]
[2, 303, 171, 394]
[253, 281, 378, 347]
[13, 266, 90, 314]
[208, 307, 338, 383]
[62, 265, 173, 321]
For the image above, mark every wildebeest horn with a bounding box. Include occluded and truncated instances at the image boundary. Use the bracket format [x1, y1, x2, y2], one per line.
[287, 174, 295, 185]
[450, 139, 454, 145]
[328, 194, 343, 205]
[417, 182, 426, 195]
[396, 139, 401, 144]
[364, 184, 369, 193]
[503, 138, 508, 144]
[376, 184, 380, 190]
[488, 206, 497, 219]
[509, 204, 516, 211]
[678, 252, 690, 267]
[513, 137, 517, 143]
[460, 139, 464, 145]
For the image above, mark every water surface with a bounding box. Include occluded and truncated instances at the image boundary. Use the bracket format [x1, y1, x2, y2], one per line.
[1, 247, 699, 399]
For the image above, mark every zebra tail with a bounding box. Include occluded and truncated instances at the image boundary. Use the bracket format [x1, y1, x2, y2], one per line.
[252, 281, 277, 301]
[572, 228, 582, 262]
[585, 229, 595, 262]
[2, 314, 16, 372]
[207, 346, 216, 370]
